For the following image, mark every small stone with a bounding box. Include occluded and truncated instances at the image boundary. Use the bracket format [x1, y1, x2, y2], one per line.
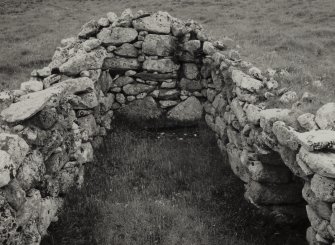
[158, 89, 180, 100]
[161, 80, 176, 89]
[97, 27, 138, 46]
[78, 20, 99, 38]
[123, 84, 155, 95]
[116, 93, 126, 104]
[82, 38, 102, 52]
[107, 12, 118, 23]
[136, 92, 147, 99]
[36, 67, 51, 78]
[143, 59, 180, 73]
[125, 70, 137, 76]
[127, 96, 135, 101]
[232, 70, 263, 93]
[272, 121, 299, 150]
[266, 79, 279, 90]
[203, 41, 216, 55]
[248, 67, 263, 80]
[280, 91, 298, 104]
[103, 57, 140, 70]
[98, 17, 110, 27]
[182, 63, 199, 80]
[297, 113, 318, 131]
[311, 174, 335, 202]
[159, 100, 178, 108]
[230, 98, 247, 127]
[77, 114, 98, 138]
[226, 143, 250, 182]
[114, 43, 138, 57]
[315, 103, 335, 130]
[3, 179, 26, 211]
[37, 107, 58, 130]
[245, 104, 262, 125]
[0, 150, 14, 187]
[20, 80, 43, 92]
[113, 76, 134, 87]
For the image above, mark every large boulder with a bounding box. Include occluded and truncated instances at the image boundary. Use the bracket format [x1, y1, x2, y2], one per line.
[132, 12, 172, 34]
[142, 34, 176, 56]
[166, 96, 203, 125]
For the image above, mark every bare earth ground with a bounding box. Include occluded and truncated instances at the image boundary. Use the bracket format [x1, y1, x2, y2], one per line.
[0, 0, 334, 102]
[41, 124, 306, 245]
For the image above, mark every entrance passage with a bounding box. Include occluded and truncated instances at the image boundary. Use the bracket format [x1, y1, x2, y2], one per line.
[41, 124, 306, 245]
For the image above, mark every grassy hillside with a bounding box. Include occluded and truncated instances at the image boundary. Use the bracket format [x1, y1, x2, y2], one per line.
[0, 0, 334, 102]
[41, 124, 306, 245]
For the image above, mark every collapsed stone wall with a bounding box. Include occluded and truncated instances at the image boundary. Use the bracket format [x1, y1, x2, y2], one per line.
[0, 8, 334, 245]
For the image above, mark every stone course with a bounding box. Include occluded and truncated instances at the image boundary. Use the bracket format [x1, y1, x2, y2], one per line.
[0, 8, 334, 245]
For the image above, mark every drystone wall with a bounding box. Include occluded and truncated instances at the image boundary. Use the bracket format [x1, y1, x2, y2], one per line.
[0, 8, 334, 245]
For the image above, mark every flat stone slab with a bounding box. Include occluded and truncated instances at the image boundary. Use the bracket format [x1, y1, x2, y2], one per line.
[59, 47, 107, 76]
[103, 57, 140, 70]
[1, 85, 66, 123]
[296, 130, 335, 151]
[122, 84, 155, 95]
[133, 72, 177, 81]
[142, 34, 176, 56]
[231, 70, 263, 93]
[97, 27, 138, 46]
[299, 147, 335, 178]
[132, 12, 171, 34]
[143, 59, 180, 73]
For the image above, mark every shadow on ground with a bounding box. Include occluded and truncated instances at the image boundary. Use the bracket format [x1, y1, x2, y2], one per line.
[41, 122, 307, 245]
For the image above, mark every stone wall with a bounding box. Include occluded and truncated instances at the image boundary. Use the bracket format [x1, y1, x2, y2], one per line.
[0, 9, 334, 245]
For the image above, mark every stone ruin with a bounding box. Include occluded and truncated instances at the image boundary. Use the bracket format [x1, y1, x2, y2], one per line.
[0, 8, 335, 245]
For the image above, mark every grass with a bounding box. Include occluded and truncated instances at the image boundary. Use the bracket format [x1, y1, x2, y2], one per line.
[41, 123, 306, 245]
[0, 0, 334, 104]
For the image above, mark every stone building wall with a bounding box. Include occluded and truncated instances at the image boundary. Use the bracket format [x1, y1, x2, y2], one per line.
[0, 9, 334, 245]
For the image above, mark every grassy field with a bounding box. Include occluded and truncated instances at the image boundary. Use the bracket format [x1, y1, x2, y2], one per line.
[0, 0, 334, 103]
[41, 123, 306, 245]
